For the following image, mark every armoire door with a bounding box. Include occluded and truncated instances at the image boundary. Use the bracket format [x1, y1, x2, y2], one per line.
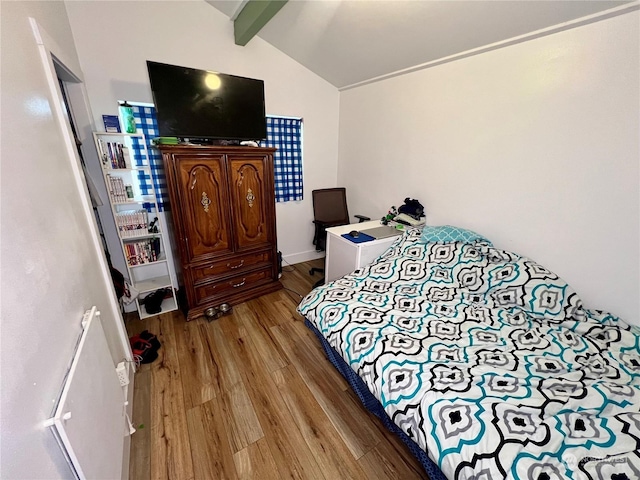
[228, 155, 274, 251]
[175, 155, 233, 263]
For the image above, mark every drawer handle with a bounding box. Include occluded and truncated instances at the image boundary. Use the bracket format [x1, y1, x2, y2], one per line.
[226, 260, 245, 270]
[232, 279, 246, 288]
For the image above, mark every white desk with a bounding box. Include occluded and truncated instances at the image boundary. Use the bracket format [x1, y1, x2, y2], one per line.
[324, 220, 401, 283]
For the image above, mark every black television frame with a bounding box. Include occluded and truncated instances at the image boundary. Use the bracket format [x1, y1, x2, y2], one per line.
[146, 61, 267, 142]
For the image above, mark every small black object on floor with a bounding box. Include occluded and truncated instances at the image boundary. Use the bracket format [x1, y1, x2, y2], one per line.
[129, 330, 161, 364]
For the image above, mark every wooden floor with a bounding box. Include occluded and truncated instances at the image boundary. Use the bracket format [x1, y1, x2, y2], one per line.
[126, 259, 426, 479]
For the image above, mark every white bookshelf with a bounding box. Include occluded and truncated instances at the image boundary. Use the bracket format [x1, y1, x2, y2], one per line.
[93, 131, 178, 318]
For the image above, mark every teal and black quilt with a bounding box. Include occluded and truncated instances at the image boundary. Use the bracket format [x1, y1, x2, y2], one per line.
[298, 227, 640, 479]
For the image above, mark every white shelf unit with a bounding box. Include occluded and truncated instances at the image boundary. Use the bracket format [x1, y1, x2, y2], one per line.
[93, 132, 178, 318]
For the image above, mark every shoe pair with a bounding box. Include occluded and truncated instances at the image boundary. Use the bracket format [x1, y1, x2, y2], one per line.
[129, 330, 161, 365]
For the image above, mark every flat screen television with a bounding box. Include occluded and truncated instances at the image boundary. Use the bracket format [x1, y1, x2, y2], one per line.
[146, 61, 266, 141]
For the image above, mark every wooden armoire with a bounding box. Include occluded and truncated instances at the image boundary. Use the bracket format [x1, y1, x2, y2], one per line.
[160, 145, 281, 320]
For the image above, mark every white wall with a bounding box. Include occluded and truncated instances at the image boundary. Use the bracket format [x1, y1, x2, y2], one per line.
[338, 12, 639, 323]
[1, 1, 129, 478]
[65, 0, 340, 266]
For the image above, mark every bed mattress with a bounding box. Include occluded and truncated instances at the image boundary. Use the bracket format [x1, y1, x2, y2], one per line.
[298, 227, 640, 479]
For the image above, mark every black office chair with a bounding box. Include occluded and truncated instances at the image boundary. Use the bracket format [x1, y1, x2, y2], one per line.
[309, 188, 369, 288]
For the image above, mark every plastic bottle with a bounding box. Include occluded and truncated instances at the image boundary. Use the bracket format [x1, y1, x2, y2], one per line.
[119, 101, 137, 134]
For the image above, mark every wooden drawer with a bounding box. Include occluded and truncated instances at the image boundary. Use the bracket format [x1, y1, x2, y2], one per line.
[191, 250, 272, 284]
[194, 266, 273, 305]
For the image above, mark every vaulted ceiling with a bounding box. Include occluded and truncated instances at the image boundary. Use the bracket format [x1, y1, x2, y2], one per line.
[207, 0, 632, 89]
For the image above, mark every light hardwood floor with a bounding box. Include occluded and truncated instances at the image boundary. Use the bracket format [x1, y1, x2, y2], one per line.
[126, 259, 426, 479]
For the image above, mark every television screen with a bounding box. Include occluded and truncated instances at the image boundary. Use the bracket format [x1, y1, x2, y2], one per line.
[146, 61, 266, 140]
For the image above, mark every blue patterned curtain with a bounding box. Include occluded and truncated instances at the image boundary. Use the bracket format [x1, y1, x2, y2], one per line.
[262, 117, 303, 202]
[126, 107, 303, 206]
[129, 104, 168, 211]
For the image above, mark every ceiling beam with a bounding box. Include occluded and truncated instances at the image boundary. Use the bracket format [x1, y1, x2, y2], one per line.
[234, 0, 288, 46]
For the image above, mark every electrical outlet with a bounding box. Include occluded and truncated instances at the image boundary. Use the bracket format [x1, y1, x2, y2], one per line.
[116, 361, 129, 387]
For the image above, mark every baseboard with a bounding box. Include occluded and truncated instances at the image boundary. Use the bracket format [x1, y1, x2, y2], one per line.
[283, 249, 325, 266]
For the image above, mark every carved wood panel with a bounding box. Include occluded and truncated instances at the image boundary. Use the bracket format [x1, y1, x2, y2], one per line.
[176, 156, 232, 263]
[228, 156, 272, 250]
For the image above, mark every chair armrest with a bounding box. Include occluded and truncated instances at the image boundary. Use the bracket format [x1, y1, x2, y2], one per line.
[354, 215, 371, 223]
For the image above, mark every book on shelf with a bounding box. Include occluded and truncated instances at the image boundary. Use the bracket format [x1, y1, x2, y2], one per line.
[122, 146, 132, 169]
[105, 174, 123, 203]
[102, 115, 121, 133]
[97, 138, 132, 169]
[105, 175, 135, 203]
[124, 238, 161, 266]
[116, 209, 150, 238]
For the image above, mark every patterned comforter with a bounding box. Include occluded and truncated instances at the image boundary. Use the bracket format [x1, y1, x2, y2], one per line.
[298, 228, 640, 480]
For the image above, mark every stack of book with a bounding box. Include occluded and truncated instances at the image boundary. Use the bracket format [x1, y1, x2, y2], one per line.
[116, 210, 149, 238]
[105, 175, 133, 203]
[125, 238, 160, 266]
[97, 139, 132, 169]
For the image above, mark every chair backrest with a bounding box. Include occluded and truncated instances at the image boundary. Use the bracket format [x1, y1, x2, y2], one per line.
[312, 188, 349, 225]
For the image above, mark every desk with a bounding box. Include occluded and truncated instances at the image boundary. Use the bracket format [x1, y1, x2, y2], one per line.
[325, 220, 401, 283]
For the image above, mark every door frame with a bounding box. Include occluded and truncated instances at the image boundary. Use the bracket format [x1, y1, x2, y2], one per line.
[28, 18, 133, 363]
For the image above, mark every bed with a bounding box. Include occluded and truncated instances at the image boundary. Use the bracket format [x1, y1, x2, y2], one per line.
[297, 226, 640, 480]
